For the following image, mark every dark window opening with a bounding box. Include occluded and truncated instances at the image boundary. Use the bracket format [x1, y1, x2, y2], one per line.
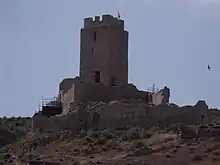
[93, 32, 96, 41]
[94, 71, 100, 83]
[111, 77, 116, 86]
[92, 48, 94, 52]
[93, 112, 100, 124]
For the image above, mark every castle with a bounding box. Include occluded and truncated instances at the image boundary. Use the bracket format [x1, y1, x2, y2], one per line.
[58, 14, 170, 113]
[32, 14, 212, 133]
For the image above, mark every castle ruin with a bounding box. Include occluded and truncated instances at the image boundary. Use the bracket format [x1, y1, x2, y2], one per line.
[32, 14, 212, 133]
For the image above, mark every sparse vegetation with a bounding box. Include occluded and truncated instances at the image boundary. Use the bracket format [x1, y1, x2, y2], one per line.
[0, 117, 31, 149]
[0, 115, 220, 164]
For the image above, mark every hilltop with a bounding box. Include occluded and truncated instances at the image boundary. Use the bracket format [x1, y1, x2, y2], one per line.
[0, 112, 220, 165]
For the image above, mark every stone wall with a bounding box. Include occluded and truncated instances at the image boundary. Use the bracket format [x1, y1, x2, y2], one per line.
[32, 112, 50, 132]
[151, 86, 170, 105]
[80, 14, 128, 87]
[58, 76, 170, 112]
[152, 92, 163, 105]
[61, 85, 75, 113]
[32, 111, 82, 133]
[73, 80, 109, 102]
[60, 79, 142, 111]
[91, 100, 148, 129]
[59, 78, 74, 93]
[32, 100, 212, 133]
[91, 100, 211, 129]
[59, 77, 80, 101]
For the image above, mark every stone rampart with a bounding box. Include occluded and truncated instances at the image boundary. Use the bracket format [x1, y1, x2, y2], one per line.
[32, 100, 212, 133]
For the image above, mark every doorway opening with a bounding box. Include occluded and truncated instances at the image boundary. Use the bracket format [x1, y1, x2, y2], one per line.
[94, 71, 100, 83]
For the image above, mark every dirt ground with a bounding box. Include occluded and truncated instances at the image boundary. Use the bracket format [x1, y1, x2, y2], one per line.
[1, 125, 220, 165]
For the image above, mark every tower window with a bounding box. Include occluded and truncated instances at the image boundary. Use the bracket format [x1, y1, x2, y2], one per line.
[92, 48, 94, 52]
[111, 77, 116, 86]
[93, 32, 96, 41]
[93, 71, 100, 83]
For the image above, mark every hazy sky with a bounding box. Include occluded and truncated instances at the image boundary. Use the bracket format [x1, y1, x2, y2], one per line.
[0, 0, 220, 117]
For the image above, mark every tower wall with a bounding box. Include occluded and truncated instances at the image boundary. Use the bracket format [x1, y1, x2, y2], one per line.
[80, 14, 128, 86]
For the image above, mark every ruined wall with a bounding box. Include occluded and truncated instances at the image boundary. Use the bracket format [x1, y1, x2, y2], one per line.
[151, 86, 170, 105]
[152, 92, 163, 105]
[61, 85, 75, 113]
[32, 112, 50, 132]
[32, 111, 84, 133]
[33, 100, 212, 133]
[45, 112, 80, 132]
[59, 78, 75, 94]
[91, 101, 148, 129]
[59, 77, 81, 113]
[137, 91, 151, 102]
[145, 105, 211, 124]
[91, 100, 211, 129]
[59, 77, 80, 97]
[59, 79, 167, 111]
[60, 80, 142, 111]
[59, 79, 167, 112]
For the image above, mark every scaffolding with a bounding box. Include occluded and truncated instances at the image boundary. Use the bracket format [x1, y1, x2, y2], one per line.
[147, 84, 159, 93]
[36, 96, 60, 112]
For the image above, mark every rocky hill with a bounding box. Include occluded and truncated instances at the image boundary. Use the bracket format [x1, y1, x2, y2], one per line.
[0, 111, 220, 165]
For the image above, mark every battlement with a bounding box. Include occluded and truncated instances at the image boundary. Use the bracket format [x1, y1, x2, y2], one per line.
[84, 14, 124, 29]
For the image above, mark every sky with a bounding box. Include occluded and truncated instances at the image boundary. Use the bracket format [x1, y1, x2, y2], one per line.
[0, 0, 220, 117]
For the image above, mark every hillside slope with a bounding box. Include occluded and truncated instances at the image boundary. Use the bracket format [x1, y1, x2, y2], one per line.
[0, 111, 220, 165]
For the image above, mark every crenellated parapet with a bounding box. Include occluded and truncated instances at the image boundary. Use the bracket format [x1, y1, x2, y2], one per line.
[84, 14, 124, 29]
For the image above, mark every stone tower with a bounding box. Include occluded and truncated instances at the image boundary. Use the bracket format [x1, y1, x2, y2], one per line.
[79, 14, 129, 87]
